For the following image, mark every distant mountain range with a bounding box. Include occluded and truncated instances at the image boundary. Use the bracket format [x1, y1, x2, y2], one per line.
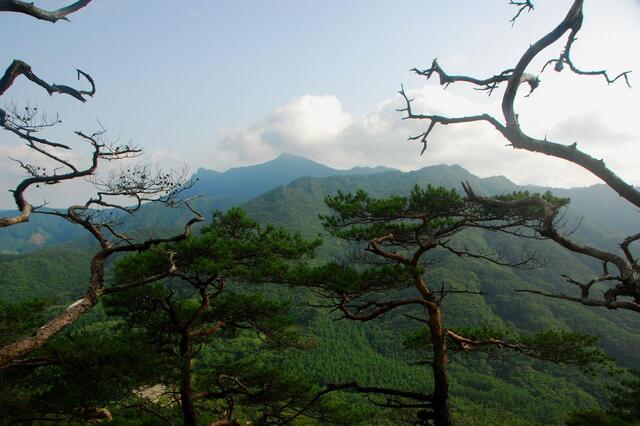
[183, 153, 397, 202]
[0, 153, 637, 253]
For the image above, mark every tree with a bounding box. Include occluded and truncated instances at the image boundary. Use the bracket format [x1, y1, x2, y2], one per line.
[0, 0, 201, 368]
[293, 185, 607, 426]
[400, 0, 640, 314]
[101, 208, 333, 425]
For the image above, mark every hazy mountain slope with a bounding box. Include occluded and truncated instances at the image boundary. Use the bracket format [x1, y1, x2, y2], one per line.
[1, 158, 634, 254]
[243, 165, 624, 254]
[0, 247, 91, 302]
[0, 155, 394, 253]
[184, 153, 396, 201]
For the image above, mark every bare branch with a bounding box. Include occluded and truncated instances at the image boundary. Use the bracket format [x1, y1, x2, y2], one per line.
[541, 16, 632, 87]
[515, 289, 640, 314]
[407, 1, 640, 210]
[439, 242, 537, 269]
[561, 273, 619, 299]
[0, 0, 91, 23]
[0, 60, 95, 102]
[338, 295, 430, 322]
[411, 58, 514, 95]
[620, 233, 640, 264]
[509, 1, 534, 25]
[397, 85, 505, 155]
[0, 59, 97, 226]
[447, 330, 528, 353]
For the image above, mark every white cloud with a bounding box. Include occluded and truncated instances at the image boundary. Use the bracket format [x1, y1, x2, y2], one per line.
[2, 78, 638, 209]
[201, 83, 639, 190]
[150, 149, 182, 165]
[207, 95, 353, 169]
[263, 95, 352, 146]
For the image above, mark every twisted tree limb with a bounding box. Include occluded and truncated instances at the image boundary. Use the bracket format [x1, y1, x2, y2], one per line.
[403, 0, 640, 209]
[0, 0, 91, 22]
[402, 1, 640, 315]
[0, 60, 95, 101]
[0, 1, 96, 225]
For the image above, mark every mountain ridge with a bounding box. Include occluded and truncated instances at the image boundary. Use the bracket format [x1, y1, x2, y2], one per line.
[184, 153, 398, 201]
[0, 156, 636, 253]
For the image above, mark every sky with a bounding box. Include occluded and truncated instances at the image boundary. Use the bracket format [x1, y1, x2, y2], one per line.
[0, 0, 639, 208]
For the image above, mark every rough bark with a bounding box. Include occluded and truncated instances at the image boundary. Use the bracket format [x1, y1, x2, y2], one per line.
[179, 333, 198, 426]
[427, 304, 451, 426]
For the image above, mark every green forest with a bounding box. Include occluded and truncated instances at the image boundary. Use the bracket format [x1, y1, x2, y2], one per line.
[1, 1, 639, 426]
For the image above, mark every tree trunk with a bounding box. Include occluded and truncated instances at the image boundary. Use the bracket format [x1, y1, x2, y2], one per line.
[179, 333, 198, 426]
[427, 304, 452, 426]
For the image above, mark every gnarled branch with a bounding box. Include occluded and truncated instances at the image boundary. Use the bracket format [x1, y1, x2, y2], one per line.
[0, 0, 91, 23]
[405, 0, 640, 209]
[0, 60, 95, 102]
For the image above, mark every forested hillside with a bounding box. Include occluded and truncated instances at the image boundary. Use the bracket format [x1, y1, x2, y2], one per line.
[2, 1, 639, 425]
[1, 161, 638, 424]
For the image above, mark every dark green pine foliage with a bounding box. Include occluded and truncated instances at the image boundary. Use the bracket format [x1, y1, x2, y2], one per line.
[0, 326, 165, 424]
[292, 185, 610, 424]
[0, 209, 355, 425]
[100, 208, 353, 425]
[0, 298, 51, 346]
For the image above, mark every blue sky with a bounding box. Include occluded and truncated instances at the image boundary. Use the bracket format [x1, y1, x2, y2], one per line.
[0, 1, 639, 207]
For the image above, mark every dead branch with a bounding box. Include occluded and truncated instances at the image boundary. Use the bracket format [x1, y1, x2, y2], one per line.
[397, 85, 503, 155]
[404, 0, 640, 209]
[338, 295, 430, 322]
[0, 0, 91, 22]
[446, 330, 528, 353]
[0, 127, 143, 228]
[0, 60, 95, 102]
[411, 59, 514, 95]
[515, 289, 640, 313]
[509, 1, 534, 25]
[439, 243, 537, 269]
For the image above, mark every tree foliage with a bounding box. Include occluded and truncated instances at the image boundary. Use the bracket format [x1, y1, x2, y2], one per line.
[296, 185, 610, 426]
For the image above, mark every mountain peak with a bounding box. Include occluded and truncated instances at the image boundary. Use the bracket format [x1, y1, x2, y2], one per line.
[186, 154, 395, 201]
[274, 152, 308, 161]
